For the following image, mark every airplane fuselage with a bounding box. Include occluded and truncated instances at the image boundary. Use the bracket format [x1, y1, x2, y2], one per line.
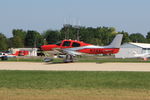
[41, 40, 119, 55]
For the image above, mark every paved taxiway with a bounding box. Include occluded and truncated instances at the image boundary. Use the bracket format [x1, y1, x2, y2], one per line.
[0, 62, 150, 72]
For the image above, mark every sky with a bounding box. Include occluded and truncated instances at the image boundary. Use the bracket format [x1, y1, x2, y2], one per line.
[0, 0, 150, 37]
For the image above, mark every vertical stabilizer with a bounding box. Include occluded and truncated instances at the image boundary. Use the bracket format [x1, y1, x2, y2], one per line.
[108, 34, 123, 48]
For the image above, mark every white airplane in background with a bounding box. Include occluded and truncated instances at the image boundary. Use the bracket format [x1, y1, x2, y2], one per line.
[132, 51, 150, 60]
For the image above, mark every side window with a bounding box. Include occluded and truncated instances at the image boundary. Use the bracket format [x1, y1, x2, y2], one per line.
[56, 43, 61, 46]
[72, 42, 80, 47]
[62, 41, 71, 46]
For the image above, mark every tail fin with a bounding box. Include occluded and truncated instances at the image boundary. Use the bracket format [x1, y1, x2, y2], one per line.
[108, 34, 123, 48]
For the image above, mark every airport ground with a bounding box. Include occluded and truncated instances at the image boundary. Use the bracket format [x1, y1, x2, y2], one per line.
[0, 62, 150, 71]
[0, 58, 150, 100]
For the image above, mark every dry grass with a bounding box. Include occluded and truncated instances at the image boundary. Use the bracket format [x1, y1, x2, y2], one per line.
[0, 88, 150, 100]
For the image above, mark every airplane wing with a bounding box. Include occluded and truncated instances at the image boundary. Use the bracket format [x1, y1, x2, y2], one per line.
[51, 48, 65, 54]
[52, 48, 82, 56]
[63, 49, 82, 56]
[132, 51, 150, 58]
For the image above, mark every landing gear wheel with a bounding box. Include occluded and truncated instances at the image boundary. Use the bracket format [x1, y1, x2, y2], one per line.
[64, 54, 74, 63]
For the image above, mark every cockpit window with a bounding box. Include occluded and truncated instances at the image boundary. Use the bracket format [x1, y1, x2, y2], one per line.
[62, 41, 71, 46]
[72, 42, 80, 47]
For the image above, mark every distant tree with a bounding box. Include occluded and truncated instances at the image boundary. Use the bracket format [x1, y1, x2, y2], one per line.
[129, 33, 146, 43]
[25, 30, 43, 47]
[96, 27, 117, 45]
[118, 31, 130, 44]
[146, 32, 150, 43]
[7, 37, 13, 48]
[80, 27, 96, 44]
[12, 36, 24, 48]
[43, 30, 60, 44]
[60, 24, 77, 40]
[0, 33, 8, 50]
[12, 29, 27, 47]
[60, 26, 118, 45]
[88, 38, 102, 45]
[78, 26, 87, 42]
[12, 29, 26, 38]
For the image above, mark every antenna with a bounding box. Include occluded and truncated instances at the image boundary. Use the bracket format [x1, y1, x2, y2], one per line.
[64, 18, 67, 24]
[73, 18, 76, 26]
[73, 19, 81, 41]
[74, 25, 80, 41]
[78, 20, 81, 26]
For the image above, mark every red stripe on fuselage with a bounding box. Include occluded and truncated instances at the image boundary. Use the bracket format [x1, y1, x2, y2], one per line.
[41, 45, 59, 51]
[78, 48, 120, 54]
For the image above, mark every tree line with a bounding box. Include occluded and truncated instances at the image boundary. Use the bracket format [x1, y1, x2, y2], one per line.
[1, 25, 150, 51]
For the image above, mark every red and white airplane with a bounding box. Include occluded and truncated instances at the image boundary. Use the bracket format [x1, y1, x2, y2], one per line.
[41, 34, 123, 62]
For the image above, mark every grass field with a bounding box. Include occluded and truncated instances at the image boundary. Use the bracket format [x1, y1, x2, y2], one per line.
[0, 71, 150, 100]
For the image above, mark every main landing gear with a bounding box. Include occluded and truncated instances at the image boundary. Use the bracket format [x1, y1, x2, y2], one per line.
[63, 54, 74, 63]
[43, 57, 53, 62]
[43, 54, 75, 63]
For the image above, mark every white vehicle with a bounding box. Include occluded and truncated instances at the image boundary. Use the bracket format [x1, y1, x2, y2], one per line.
[0, 52, 16, 58]
[0, 52, 7, 57]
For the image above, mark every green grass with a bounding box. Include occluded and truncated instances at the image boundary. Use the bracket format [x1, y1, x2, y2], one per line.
[6, 57, 43, 62]
[80, 58, 150, 63]
[1, 57, 150, 63]
[0, 57, 61, 62]
[0, 71, 150, 90]
[78, 56, 150, 63]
